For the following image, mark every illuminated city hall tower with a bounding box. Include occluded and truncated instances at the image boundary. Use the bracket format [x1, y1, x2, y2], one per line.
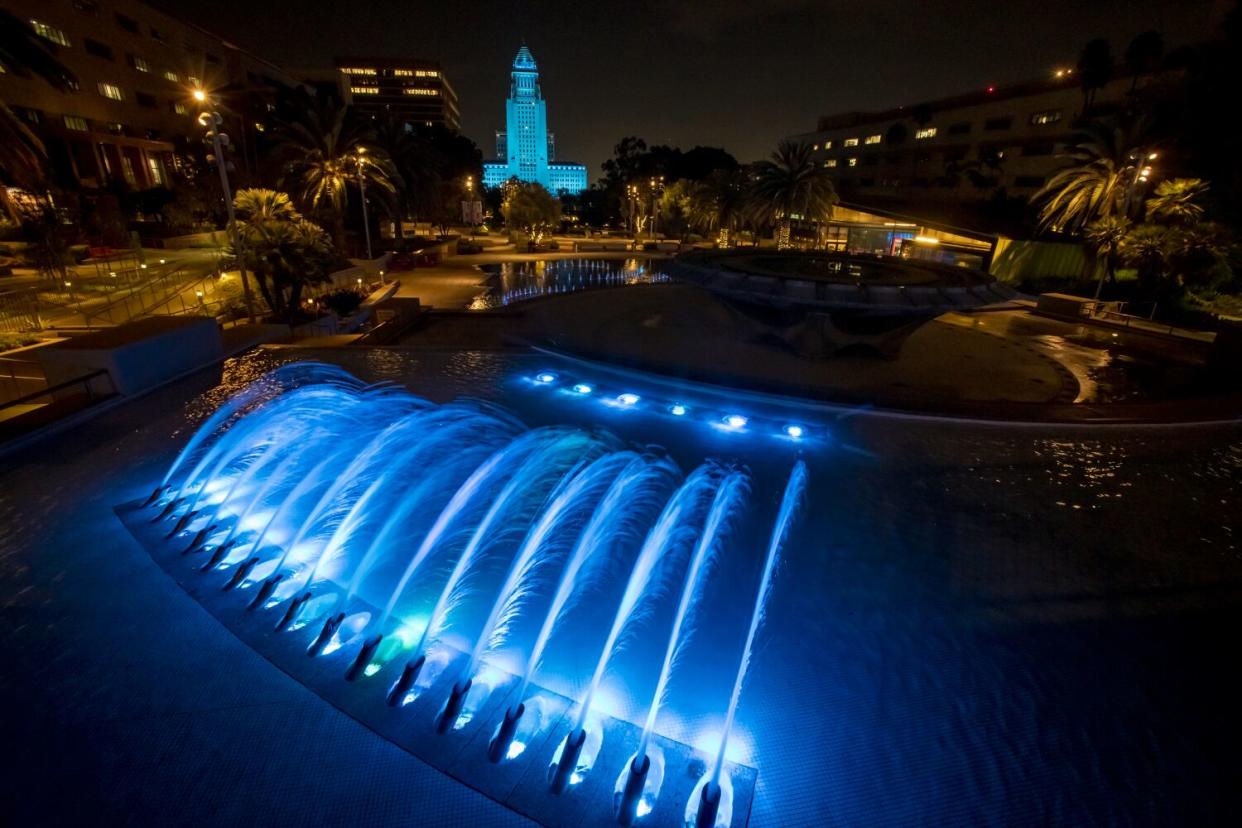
[483, 45, 587, 194]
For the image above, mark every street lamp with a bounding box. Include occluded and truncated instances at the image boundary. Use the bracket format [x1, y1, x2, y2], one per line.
[196, 87, 256, 323]
[354, 147, 373, 260]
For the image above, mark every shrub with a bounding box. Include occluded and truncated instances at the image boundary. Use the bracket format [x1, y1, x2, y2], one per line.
[318, 288, 365, 317]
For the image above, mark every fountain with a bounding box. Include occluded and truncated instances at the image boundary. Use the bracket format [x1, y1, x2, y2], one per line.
[688, 461, 807, 828]
[118, 363, 811, 828]
[617, 470, 750, 824]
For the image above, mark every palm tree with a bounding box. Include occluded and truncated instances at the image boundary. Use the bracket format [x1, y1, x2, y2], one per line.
[270, 99, 394, 247]
[749, 141, 838, 249]
[0, 9, 76, 221]
[1145, 178, 1208, 226]
[370, 114, 440, 241]
[1077, 38, 1114, 117]
[1124, 30, 1163, 95]
[1034, 121, 1150, 233]
[231, 187, 336, 320]
[690, 169, 748, 247]
[1083, 215, 1131, 297]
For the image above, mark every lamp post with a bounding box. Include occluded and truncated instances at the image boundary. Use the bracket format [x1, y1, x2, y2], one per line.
[465, 175, 475, 241]
[355, 147, 373, 260]
[649, 175, 664, 240]
[195, 88, 255, 324]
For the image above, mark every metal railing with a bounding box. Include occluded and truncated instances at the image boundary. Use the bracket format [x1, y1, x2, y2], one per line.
[1080, 301, 1215, 342]
[0, 368, 116, 441]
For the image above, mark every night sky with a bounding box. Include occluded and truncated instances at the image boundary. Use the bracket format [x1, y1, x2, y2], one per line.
[153, 0, 1225, 178]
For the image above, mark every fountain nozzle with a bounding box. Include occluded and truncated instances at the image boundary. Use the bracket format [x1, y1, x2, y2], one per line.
[182, 523, 218, 555]
[152, 497, 182, 523]
[436, 678, 472, 734]
[550, 727, 587, 794]
[616, 753, 651, 826]
[308, 612, 345, 657]
[386, 655, 425, 707]
[166, 509, 198, 538]
[275, 592, 311, 632]
[487, 703, 525, 763]
[201, 539, 236, 572]
[222, 556, 258, 591]
[248, 574, 283, 610]
[694, 780, 722, 828]
[345, 634, 383, 681]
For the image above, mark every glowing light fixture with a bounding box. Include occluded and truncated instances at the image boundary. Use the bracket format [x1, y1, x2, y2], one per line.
[616, 393, 640, 406]
[784, 424, 805, 439]
[572, 383, 593, 395]
[723, 414, 747, 430]
[669, 404, 687, 416]
[535, 372, 556, 384]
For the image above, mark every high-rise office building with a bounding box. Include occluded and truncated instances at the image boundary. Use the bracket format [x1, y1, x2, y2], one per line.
[482, 45, 586, 194]
[335, 58, 460, 130]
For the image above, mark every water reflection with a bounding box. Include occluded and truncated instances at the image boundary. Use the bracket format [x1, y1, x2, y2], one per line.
[472, 258, 669, 309]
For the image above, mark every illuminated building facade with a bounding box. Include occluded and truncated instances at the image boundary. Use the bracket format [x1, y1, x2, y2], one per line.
[335, 58, 460, 130]
[784, 68, 1170, 211]
[0, 0, 296, 191]
[482, 46, 586, 194]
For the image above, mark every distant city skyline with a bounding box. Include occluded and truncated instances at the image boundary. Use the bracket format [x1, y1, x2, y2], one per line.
[153, 0, 1224, 179]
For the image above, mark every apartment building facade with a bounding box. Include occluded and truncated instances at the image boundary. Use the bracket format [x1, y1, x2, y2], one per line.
[1, 0, 299, 192]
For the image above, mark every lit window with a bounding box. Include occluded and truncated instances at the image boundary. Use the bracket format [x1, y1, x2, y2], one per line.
[187, 76, 200, 87]
[915, 127, 937, 139]
[163, 69, 179, 83]
[843, 137, 859, 147]
[350, 86, 379, 95]
[31, 19, 70, 46]
[812, 143, 819, 151]
[824, 159, 837, 168]
[403, 88, 438, 96]
[98, 82, 124, 100]
[129, 55, 150, 72]
[823, 140, 833, 149]
[172, 101, 188, 115]
[864, 134, 881, 145]
[147, 157, 164, 185]
[1030, 109, 1062, 126]
[63, 115, 88, 131]
[847, 157, 858, 167]
[339, 67, 377, 75]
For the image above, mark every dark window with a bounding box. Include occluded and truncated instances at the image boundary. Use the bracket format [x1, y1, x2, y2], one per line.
[984, 116, 1013, 131]
[150, 28, 167, 43]
[1021, 142, 1055, 157]
[136, 92, 157, 108]
[1014, 175, 1046, 188]
[116, 14, 139, 33]
[13, 106, 42, 124]
[84, 39, 114, 60]
[943, 149, 968, 162]
[104, 122, 125, 135]
[858, 177, 875, 187]
[862, 155, 879, 167]
[948, 122, 971, 135]
[73, 0, 99, 14]
[205, 52, 222, 66]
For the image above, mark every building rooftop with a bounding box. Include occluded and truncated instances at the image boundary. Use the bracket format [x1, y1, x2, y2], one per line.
[513, 45, 537, 70]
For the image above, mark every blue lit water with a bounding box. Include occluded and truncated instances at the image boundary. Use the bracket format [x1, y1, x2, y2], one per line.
[3, 346, 1241, 825]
